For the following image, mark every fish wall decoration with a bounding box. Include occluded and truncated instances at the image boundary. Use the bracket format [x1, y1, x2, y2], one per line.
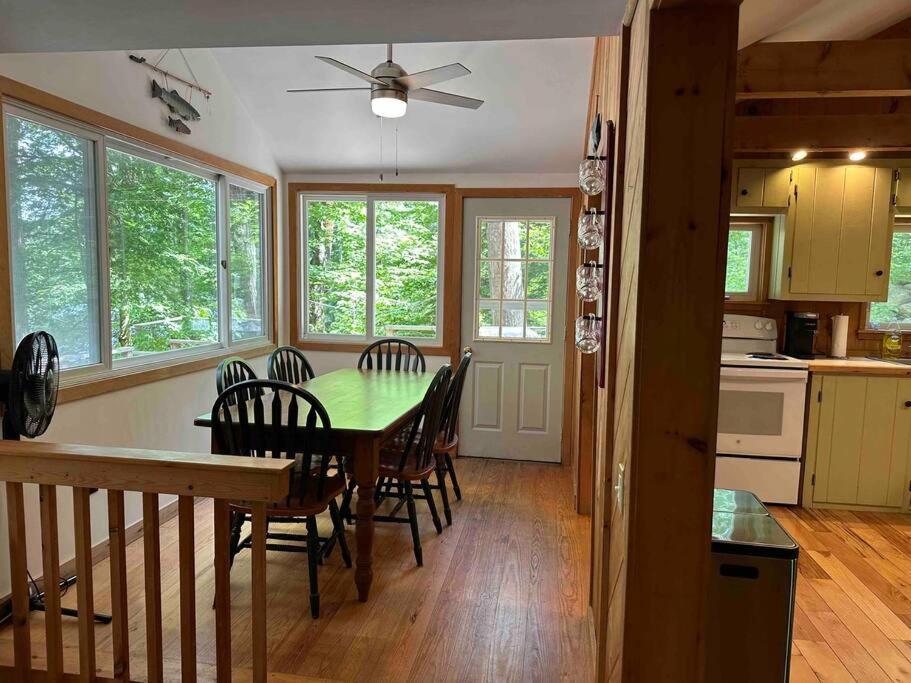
[168, 116, 192, 135]
[152, 79, 201, 121]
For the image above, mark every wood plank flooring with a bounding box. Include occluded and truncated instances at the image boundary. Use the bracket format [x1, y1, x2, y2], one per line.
[0, 458, 593, 682]
[769, 505, 911, 682]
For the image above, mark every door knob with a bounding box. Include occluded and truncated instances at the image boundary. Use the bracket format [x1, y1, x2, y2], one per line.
[740, 189, 748, 196]
[904, 401, 911, 408]
[876, 270, 884, 276]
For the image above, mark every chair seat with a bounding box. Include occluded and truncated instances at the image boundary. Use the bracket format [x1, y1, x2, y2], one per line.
[378, 448, 436, 480]
[232, 472, 345, 517]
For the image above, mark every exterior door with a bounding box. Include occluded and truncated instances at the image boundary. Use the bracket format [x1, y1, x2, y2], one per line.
[459, 197, 571, 462]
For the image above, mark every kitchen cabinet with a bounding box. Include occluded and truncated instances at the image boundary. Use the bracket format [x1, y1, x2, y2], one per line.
[896, 167, 911, 211]
[733, 166, 791, 210]
[769, 164, 895, 302]
[804, 374, 911, 510]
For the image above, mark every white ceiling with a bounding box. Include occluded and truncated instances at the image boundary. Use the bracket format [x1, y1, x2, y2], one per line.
[212, 39, 595, 174]
[0, 0, 624, 53]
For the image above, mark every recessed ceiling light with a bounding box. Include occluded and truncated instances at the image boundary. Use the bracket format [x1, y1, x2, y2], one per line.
[791, 150, 808, 161]
[849, 150, 867, 162]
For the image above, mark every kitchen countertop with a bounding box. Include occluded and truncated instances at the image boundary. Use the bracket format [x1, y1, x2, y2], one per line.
[806, 357, 911, 376]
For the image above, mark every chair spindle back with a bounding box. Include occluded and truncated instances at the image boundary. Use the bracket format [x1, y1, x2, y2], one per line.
[268, 346, 316, 384]
[358, 338, 426, 372]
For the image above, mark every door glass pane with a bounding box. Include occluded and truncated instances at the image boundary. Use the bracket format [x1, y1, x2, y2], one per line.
[718, 390, 784, 436]
[478, 261, 502, 299]
[503, 220, 526, 259]
[502, 301, 525, 338]
[526, 302, 549, 339]
[229, 185, 265, 341]
[107, 148, 218, 361]
[479, 220, 503, 259]
[527, 262, 550, 300]
[4, 113, 100, 368]
[374, 199, 439, 338]
[474, 217, 555, 342]
[305, 198, 367, 336]
[478, 301, 500, 338]
[502, 262, 526, 300]
[528, 221, 553, 259]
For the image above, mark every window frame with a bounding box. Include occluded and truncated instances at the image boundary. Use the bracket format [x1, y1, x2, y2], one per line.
[298, 191, 445, 346]
[2, 99, 274, 388]
[864, 221, 911, 332]
[472, 215, 556, 344]
[725, 221, 766, 303]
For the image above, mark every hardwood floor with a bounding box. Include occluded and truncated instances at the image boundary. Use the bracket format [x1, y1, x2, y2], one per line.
[769, 505, 911, 682]
[0, 458, 593, 682]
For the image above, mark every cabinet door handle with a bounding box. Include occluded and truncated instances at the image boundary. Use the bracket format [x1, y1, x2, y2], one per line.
[904, 401, 911, 408]
[740, 189, 748, 196]
[875, 270, 884, 276]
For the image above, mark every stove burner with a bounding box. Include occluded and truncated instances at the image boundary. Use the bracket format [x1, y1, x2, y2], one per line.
[747, 352, 788, 361]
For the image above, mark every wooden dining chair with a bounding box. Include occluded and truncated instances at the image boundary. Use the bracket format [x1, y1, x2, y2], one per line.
[215, 357, 261, 406]
[429, 350, 472, 524]
[358, 338, 426, 372]
[210, 379, 351, 618]
[367, 365, 451, 566]
[268, 345, 316, 384]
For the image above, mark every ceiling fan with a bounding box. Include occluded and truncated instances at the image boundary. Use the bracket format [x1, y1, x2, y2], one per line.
[287, 43, 484, 119]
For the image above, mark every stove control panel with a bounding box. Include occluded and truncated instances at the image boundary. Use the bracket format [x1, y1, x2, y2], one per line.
[722, 314, 777, 341]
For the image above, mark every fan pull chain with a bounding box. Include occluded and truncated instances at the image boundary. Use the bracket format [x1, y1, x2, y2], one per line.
[395, 125, 399, 177]
[378, 116, 384, 182]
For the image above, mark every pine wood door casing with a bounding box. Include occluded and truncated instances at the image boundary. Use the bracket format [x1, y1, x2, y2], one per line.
[805, 374, 911, 510]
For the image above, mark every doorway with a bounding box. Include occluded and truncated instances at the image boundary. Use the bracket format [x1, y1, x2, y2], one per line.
[458, 196, 572, 462]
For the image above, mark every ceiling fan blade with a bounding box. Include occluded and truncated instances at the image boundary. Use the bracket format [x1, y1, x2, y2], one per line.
[315, 56, 386, 85]
[395, 63, 470, 90]
[286, 87, 371, 93]
[409, 88, 484, 110]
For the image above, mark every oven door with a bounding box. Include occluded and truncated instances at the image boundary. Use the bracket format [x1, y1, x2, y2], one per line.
[717, 366, 808, 458]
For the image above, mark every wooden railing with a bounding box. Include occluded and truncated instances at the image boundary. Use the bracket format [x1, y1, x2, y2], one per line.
[0, 440, 293, 683]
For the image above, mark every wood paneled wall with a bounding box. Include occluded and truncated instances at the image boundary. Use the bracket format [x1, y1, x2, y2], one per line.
[588, 1, 741, 680]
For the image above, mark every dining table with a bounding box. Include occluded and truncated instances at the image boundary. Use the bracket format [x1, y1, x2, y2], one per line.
[193, 367, 434, 601]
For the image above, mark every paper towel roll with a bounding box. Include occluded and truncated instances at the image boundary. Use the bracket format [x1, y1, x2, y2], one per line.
[830, 315, 849, 358]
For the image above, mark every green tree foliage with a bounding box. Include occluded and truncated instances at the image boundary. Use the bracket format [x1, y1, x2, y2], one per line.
[4, 114, 100, 367]
[306, 198, 439, 338]
[725, 228, 752, 293]
[871, 231, 911, 327]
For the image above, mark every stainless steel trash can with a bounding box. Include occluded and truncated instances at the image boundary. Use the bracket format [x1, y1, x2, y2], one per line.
[706, 489, 798, 683]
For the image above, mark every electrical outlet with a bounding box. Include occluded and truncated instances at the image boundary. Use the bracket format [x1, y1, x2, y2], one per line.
[615, 462, 625, 509]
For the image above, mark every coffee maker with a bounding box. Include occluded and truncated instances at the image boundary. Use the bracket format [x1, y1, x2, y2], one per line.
[784, 312, 818, 359]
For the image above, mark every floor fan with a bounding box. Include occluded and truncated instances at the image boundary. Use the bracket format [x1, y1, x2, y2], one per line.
[0, 331, 111, 626]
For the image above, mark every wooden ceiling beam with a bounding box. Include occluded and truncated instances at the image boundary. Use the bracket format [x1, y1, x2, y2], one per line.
[737, 38, 911, 100]
[734, 113, 911, 152]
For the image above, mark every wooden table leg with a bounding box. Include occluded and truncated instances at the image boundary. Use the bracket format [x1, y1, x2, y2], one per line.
[353, 436, 380, 602]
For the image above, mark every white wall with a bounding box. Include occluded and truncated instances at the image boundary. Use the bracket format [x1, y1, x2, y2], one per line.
[0, 49, 283, 595]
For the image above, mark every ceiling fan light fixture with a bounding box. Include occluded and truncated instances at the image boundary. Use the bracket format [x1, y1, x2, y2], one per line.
[371, 89, 407, 118]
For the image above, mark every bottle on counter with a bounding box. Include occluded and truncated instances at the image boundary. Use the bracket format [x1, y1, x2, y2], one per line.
[883, 323, 902, 360]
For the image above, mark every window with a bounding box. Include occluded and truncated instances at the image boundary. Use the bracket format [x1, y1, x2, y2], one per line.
[3, 103, 272, 379]
[725, 222, 763, 301]
[869, 225, 911, 330]
[475, 217, 554, 342]
[301, 194, 442, 343]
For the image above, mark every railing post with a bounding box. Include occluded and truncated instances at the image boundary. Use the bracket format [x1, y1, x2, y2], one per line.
[39, 484, 63, 681]
[178, 495, 197, 682]
[73, 486, 96, 682]
[107, 490, 130, 682]
[214, 498, 232, 682]
[143, 492, 163, 683]
[5, 482, 30, 682]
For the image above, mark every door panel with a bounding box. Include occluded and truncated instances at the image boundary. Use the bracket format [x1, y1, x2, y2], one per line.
[824, 376, 866, 504]
[807, 166, 844, 295]
[838, 166, 875, 296]
[459, 197, 570, 462]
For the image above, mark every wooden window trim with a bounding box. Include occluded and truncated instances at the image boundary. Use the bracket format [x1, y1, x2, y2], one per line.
[0, 75, 279, 399]
[725, 217, 773, 305]
[288, 182, 459, 361]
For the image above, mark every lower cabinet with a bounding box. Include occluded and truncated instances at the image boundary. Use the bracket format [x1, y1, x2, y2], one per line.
[804, 374, 911, 510]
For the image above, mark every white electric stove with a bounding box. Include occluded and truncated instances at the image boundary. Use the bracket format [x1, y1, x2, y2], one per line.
[716, 315, 809, 504]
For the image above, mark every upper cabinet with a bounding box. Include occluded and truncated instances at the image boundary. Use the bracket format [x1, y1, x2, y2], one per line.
[896, 167, 911, 212]
[769, 164, 896, 302]
[733, 166, 791, 210]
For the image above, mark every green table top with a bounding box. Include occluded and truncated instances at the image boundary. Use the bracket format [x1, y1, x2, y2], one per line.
[194, 368, 434, 435]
